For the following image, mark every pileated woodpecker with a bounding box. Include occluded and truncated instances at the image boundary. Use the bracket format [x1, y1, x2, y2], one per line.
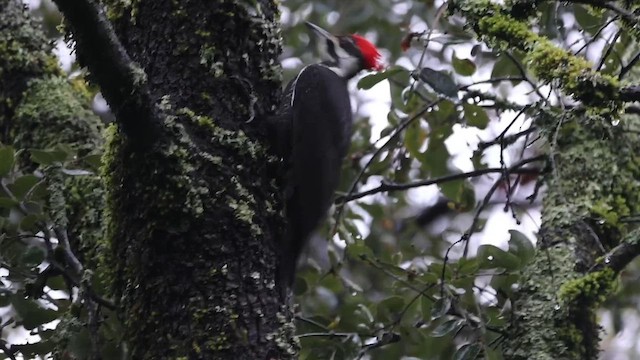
[272, 22, 383, 289]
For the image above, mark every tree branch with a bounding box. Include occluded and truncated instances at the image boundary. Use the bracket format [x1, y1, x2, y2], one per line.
[620, 86, 640, 102]
[0, 342, 16, 360]
[51, 0, 160, 138]
[596, 229, 640, 274]
[619, 50, 640, 80]
[477, 127, 537, 151]
[336, 156, 545, 203]
[567, 0, 638, 25]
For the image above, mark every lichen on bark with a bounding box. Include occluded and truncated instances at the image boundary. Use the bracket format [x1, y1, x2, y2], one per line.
[448, 2, 640, 359]
[96, 0, 295, 358]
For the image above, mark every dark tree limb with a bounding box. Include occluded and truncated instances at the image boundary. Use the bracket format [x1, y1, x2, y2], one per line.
[595, 229, 640, 274]
[337, 156, 545, 203]
[51, 0, 160, 139]
[619, 50, 640, 79]
[620, 86, 640, 102]
[0, 342, 16, 360]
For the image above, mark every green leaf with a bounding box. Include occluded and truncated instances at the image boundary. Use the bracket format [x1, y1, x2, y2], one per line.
[355, 303, 374, 325]
[345, 240, 374, 261]
[404, 120, 427, 162]
[0, 197, 19, 208]
[432, 318, 464, 337]
[573, 5, 604, 35]
[61, 168, 93, 176]
[0, 146, 15, 177]
[358, 66, 408, 90]
[477, 244, 521, 270]
[293, 277, 308, 295]
[490, 273, 520, 296]
[508, 230, 535, 265]
[491, 55, 523, 86]
[457, 258, 480, 276]
[452, 52, 476, 76]
[431, 297, 451, 320]
[30, 149, 68, 165]
[422, 126, 452, 177]
[82, 153, 103, 171]
[47, 275, 68, 291]
[8, 175, 40, 200]
[421, 297, 433, 323]
[376, 296, 405, 322]
[22, 246, 45, 267]
[454, 342, 482, 360]
[463, 103, 490, 129]
[19, 214, 42, 232]
[420, 68, 458, 98]
[11, 296, 59, 330]
[54, 143, 75, 158]
[441, 180, 475, 212]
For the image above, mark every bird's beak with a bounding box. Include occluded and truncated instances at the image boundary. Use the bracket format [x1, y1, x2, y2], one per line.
[305, 22, 340, 63]
[305, 22, 337, 42]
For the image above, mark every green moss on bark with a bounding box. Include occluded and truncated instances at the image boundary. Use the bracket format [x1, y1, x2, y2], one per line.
[97, 1, 293, 357]
[450, 2, 621, 109]
[446, 4, 640, 358]
[504, 109, 640, 359]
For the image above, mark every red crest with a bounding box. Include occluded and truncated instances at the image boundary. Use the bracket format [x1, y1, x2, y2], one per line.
[351, 34, 383, 71]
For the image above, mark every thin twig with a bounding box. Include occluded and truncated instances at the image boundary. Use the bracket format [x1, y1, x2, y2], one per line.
[0, 342, 16, 360]
[477, 127, 537, 151]
[52, 226, 83, 275]
[337, 166, 540, 203]
[573, 17, 618, 55]
[331, 99, 442, 233]
[297, 332, 356, 339]
[620, 50, 640, 80]
[568, 0, 638, 25]
[597, 29, 622, 72]
[504, 52, 547, 101]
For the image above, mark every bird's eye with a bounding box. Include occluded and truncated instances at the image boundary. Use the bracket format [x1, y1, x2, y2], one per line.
[343, 37, 355, 45]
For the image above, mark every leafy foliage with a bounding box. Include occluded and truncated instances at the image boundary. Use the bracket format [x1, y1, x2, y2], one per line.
[0, 144, 122, 359]
[280, 0, 640, 359]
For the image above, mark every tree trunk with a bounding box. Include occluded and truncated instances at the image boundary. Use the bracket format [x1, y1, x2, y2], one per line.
[24, 0, 295, 358]
[448, 1, 640, 359]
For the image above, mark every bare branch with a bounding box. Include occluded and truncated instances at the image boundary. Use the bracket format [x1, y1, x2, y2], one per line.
[337, 156, 545, 203]
[477, 127, 537, 152]
[596, 29, 622, 72]
[504, 52, 547, 101]
[568, 0, 638, 25]
[596, 229, 640, 273]
[52, 226, 83, 275]
[620, 51, 640, 79]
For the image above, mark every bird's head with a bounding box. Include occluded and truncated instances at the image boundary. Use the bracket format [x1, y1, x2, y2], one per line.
[306, 22, 383, 79]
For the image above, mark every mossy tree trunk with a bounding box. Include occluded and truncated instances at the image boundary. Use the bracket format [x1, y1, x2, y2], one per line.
[13, 0, 294, 358]
[0, 1, 105, 255]
[449, 1, 640, 359]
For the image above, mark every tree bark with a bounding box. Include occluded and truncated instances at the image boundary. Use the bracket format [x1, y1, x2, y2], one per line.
[447, 1, 640, 358]
[51, 0, 295, 358]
